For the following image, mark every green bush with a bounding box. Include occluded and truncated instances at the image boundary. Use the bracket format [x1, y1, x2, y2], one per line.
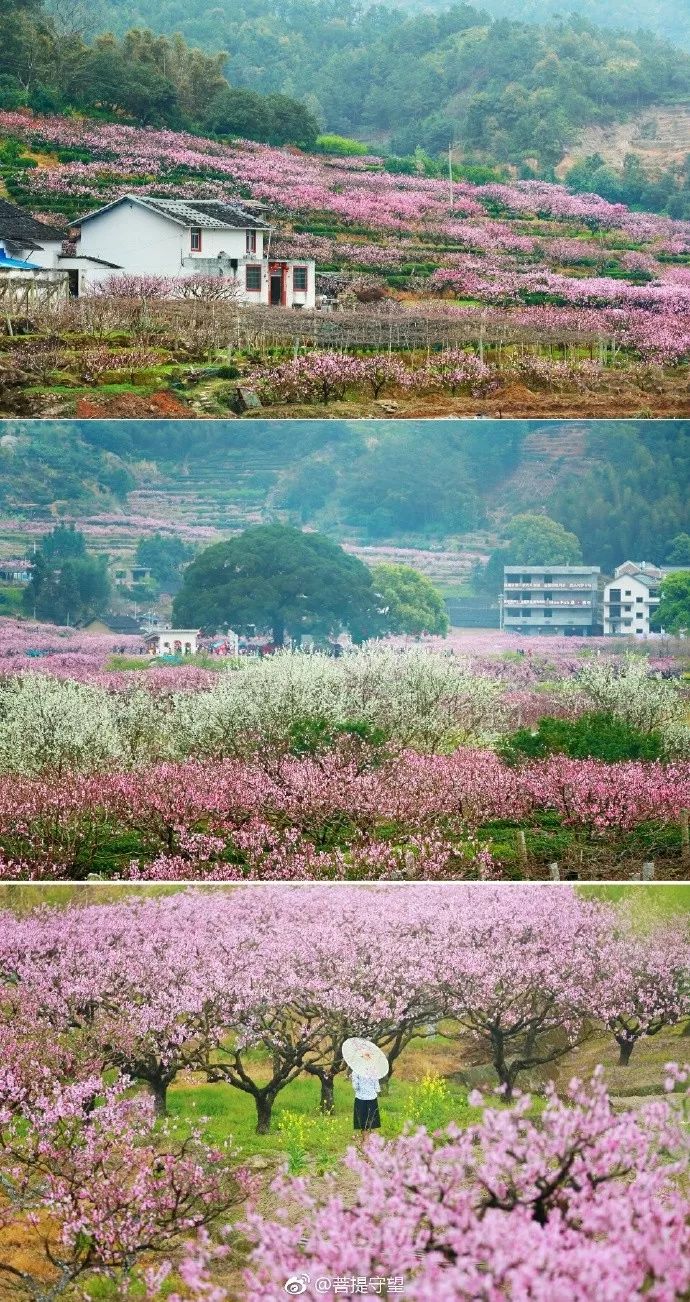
[499, 711, 665, 766]
[315, 134, 369, 156]
[287, 715, 390, 758]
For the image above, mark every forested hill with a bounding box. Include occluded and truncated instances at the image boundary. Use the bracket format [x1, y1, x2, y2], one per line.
[397, 0, 690, 51]
[41, 1, 690, 165]
[3, 422, 689, 575]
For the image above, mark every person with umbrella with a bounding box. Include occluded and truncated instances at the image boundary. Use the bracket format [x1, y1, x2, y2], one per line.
[342, 1038, 388, 1141]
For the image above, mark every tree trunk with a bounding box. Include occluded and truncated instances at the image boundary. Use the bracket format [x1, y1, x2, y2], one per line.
[319, 1075, 336, 1114]
[617, 1038, 635, 1067]
[148, 1074, 168, 1117]
[490, 1026, 512, 1098]
[255, 1092, 274, 1134]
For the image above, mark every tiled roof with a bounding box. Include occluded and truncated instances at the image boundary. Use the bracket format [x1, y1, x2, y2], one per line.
[0, 199, 67, 246]
[137, 197, 271, 229]
[74, 195, 270, 230]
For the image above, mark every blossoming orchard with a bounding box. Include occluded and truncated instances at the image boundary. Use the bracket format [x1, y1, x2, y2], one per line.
[1, 111, 690, 416]
[1, 883, 690, 1298]
[0, 621, 688, 881]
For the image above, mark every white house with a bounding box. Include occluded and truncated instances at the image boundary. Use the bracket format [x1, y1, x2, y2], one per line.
[145, 629, 200, 657]
[67, 195, 316, 306]
[603, 564, 660, 636]
[602, 561, 685, 636]
[0, 198, 65, 269]
[0, 198, 118, 296]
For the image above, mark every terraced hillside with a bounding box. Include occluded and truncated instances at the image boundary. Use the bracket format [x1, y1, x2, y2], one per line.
[1, 107, 690, 419]
[0, 421, 687, 596]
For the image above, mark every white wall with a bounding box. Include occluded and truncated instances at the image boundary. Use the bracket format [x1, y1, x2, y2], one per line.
[27, 240, 64, 269]
[77, 201, 266, 276]
[285, 261, 316, 308]
[78, 201, 185, 275]
[186, 228, 264, 260]
[604, 573, 657, 635]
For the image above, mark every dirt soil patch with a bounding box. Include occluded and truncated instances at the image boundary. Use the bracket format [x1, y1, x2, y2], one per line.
[74, 391, 198, 418]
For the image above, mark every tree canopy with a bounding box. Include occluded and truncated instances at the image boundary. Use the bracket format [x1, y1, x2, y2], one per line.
[477, 513, 583, 593]
[135, 533, 195, 593]
[666, 534, 690, 566]
[23, 525, 111, 625]
[372, 562, 449, 636]
[0, 3, 319, 142]
[653, 571, 690, 635]
[172, 524, 385, 645]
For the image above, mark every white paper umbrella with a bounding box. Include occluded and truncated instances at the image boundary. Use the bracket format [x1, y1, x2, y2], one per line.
[342, 1037, 389, 1078]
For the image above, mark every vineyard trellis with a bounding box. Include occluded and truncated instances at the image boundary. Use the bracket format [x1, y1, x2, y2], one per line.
[0, 273, 69, 318]
[8, 293, 629, 365]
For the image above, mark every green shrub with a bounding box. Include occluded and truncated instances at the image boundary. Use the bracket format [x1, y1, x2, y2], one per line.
[499, 711, 665, 765]
[315, 134, 369, 156]
[287, 714, 390, 758]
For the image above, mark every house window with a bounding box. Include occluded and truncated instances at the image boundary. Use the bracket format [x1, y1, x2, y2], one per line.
[544, 609, 553, 618]
[190, 228, 202, 252]
[246, 230, 257, 254]
[245, 265, 262, 291]
[521, 608, 531, 618]
[293, 265, 308, 292]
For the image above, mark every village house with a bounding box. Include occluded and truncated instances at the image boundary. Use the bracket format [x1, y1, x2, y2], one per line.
[112, 563, 153, 588]
[0, 199, 66, 269]
[0, 198, 116, 296]
[66, 195, 316, 306]
[603, 561, 685, 636]
[0, 558, 32, 584]
[145, 628, 200, 657]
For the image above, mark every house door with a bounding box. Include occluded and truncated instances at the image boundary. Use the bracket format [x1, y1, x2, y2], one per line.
[67, 269, 79, 298]
[270, 268, 284, 305]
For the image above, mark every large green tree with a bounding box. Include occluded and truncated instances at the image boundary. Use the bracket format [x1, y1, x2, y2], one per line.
[477, 513, 583, 594]
[652, 571, 690, 635]
[372, 562, 449, 636]
[173, 524, 385, 645]
[23, 525, 111, 625]
[135, 532, 195, 593]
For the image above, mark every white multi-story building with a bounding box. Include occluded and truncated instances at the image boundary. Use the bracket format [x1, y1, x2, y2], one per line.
[502, 565, 601, 635]
[602, 561, 685, 636]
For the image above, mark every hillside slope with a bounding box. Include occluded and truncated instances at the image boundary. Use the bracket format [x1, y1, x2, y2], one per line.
[41, 1, 690, 171]
[558, 105, 690, 179]
[0, 422, 687, 579]
[398, 0, 690, 51]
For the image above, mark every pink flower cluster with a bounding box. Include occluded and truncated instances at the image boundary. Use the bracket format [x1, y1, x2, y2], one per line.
[3, 109, 690, 364]
[1, 749, 688, 880]
[256, 349, 497, 402]
[245, 1068, 690, 1301]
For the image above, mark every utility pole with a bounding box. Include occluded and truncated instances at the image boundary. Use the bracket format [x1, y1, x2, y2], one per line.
[448, 142, 454, 212]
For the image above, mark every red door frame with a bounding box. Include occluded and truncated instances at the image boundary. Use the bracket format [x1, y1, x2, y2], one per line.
[269, 262, 287, 306]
